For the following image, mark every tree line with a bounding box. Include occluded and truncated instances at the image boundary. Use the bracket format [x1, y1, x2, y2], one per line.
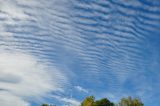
[81, 96, 143, 106]
[41, 96, 144, 106]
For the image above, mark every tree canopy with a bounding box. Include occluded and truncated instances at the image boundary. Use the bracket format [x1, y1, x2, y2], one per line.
[81, 96, 143, 106]
[119, 97, 143, 106]
[41, 104, 49, 106]
[41, 96, 144, 106]
[81, 96, 95, 106]
[81, 96, 114, 106]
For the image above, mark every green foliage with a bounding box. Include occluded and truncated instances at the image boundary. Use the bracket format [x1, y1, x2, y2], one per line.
[119, 97, 144, 106]
[81, 96, 95, 106]
[81, 96, 144, 106]
[93, 98, 114, 106]
[81, 96, 114, 106]
[41, 103, 49, 106]
[41, 96, 144, 106]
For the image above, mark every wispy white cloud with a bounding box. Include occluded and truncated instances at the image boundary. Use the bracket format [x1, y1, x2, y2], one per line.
[52, 95, 80, 106]
[0, 51, 68, 106]
[74, 86, 89, 94]
[0, 91, 29, 106]
[0, 0, 29, 37]
[0, 0, 28, 19]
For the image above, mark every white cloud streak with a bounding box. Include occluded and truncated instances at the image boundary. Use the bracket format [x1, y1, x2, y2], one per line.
[53, 95, 80, 106]
[0, 91, 29, 106]
[0, 0, 28, 19]
[75, 86, 88, 93]
[0, 52, 67, 106]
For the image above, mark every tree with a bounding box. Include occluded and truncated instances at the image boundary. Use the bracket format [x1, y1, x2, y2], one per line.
[41, 96, 144, 106]
[81, 96, 114, 106]
[93, 98, 114, 106]
[41, 104, 49, 106]
[81, 96, 95, 106]
[119, 97, 144, 106]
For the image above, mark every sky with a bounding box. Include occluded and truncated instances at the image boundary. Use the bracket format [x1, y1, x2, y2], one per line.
[0, 0, 160, 106]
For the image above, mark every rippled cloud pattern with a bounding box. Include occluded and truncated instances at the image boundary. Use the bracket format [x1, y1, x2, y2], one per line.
[0, 0, 160, 106]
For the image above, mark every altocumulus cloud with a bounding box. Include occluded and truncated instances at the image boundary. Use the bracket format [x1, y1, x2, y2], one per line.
[0, 52, 68, 106]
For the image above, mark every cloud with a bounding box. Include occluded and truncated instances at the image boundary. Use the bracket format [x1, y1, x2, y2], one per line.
[0, 51, 67, 106]
[53, 95, 80, 106]
[75, 86, 89, 93]
[0, 0, 28, 19]
[0, 0, 29, 37]
[0, 91, 29, 106]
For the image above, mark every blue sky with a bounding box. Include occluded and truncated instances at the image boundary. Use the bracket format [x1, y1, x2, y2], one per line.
[0, 0, 160, 106]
